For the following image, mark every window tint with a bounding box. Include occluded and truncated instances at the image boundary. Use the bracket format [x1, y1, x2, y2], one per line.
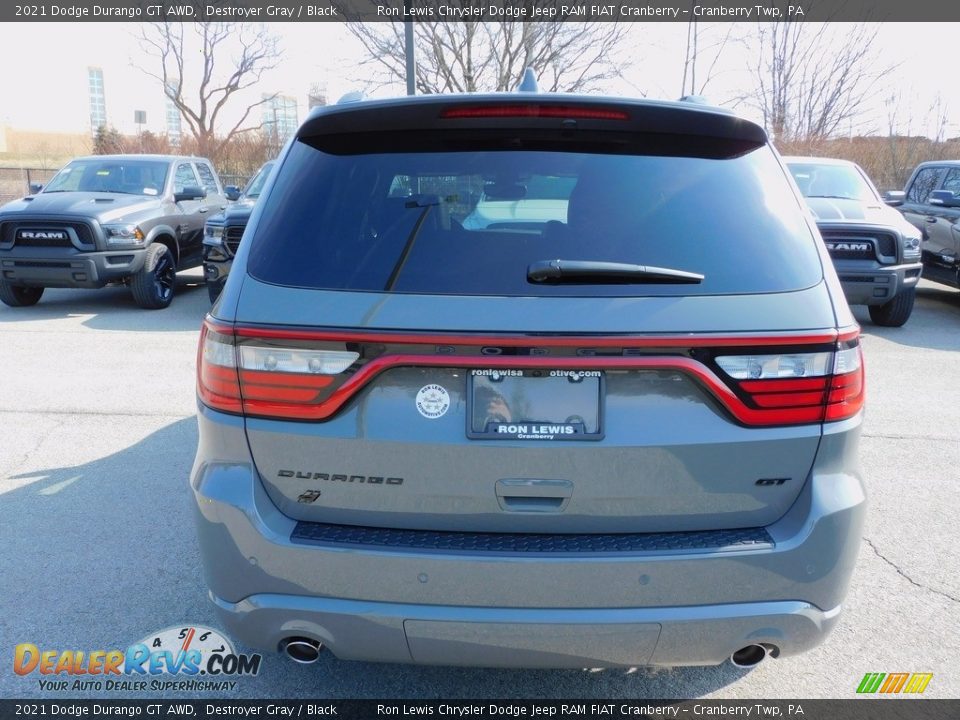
[174, 163, 199, 193]
[247, 138, 822, 297]
[194, 163, 219, 195]
[907, 167, 943, 204]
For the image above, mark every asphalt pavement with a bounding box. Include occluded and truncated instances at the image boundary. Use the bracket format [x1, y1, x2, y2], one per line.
[1, 271, 957, 699]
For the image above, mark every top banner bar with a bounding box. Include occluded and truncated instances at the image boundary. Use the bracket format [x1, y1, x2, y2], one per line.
[4, 0, 960, 22]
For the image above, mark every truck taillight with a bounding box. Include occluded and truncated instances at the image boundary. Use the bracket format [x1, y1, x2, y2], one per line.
[714, 340, 864, 425]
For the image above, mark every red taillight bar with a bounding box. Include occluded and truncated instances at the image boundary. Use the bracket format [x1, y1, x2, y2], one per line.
[197, 320, 865, 427]
[441, 105, 630, 121]
[220, 322, 853, 349]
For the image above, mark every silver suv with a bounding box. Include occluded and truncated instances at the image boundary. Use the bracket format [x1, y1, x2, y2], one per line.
[192, 92, 866, 669]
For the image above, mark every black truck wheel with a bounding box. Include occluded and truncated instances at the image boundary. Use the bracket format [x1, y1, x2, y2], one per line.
[131, 243, 176, 309]
[0, 282, 44, 307]
[868, 287, 916, 327]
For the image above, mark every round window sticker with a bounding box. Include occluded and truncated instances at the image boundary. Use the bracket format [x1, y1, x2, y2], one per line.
[416, 384, 450, 419]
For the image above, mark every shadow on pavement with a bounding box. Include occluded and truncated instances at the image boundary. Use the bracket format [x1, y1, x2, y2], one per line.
[0, 272, 209, 333]
[0, 417, 749, 700]
[853, 282, 960, 352]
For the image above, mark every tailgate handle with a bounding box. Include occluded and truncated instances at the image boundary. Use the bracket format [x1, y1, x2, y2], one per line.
[496, 479, 572, 513]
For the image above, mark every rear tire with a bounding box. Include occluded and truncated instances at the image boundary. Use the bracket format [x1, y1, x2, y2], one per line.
[0, 282, 44, 307]
[868, 287, 915, 327]
[131, 243, 176, 309]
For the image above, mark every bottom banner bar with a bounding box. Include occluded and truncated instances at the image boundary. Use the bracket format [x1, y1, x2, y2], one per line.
[0, 700, 956, 720]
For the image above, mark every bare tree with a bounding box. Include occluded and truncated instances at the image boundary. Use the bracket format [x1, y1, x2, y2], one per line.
[136, 20, 282, 159]
[347, 14, 630, 94]
[882, 91, 950, 189]
[746, 20, 892, 143]
[680, 17, 735, 98]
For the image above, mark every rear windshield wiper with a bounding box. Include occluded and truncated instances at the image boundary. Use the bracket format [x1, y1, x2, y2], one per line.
[383, 197, 440, 291]
[527, 259, 704, 285]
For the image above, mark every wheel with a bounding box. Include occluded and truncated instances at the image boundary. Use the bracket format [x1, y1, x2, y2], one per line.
[131, 243, 176, 309]
[868, 287, 915, 327]
[207, 278, 225, 304]
[0, 282, 44, 307]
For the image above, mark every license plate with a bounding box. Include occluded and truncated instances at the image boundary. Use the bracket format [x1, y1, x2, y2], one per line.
[467, 369, 604, 441]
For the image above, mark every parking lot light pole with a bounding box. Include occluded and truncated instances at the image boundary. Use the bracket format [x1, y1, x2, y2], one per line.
[404, 0, 416, 96]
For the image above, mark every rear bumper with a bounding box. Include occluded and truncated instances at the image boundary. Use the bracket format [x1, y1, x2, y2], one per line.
[211, 593, 839, 668]
[191, 407, 866, 667]
[0, 247, 147, 288]
[834, 259, 922, 305]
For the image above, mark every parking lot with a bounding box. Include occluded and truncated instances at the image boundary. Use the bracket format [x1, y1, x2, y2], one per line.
[0, 271, 957, 699]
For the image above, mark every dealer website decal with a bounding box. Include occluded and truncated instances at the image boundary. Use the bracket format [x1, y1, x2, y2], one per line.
[13, 626, 261, 692]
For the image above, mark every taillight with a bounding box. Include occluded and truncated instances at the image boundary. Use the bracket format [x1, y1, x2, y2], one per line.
[824, 345, 865, 421]
[197, 320, 361, 419]
[197, 323, 242, 414]
[714, 339, 864, 425]
[237, 345, 358, 409]
[441, 105, 629, 121]
[197, 320, 864, 427]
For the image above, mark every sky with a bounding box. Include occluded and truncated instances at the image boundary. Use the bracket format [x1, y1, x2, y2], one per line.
[0, 21, 957, 141]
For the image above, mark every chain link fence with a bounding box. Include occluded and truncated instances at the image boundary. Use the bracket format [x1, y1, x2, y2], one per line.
[219, 173, 250, 190]
[7, 141, 960, 207]
[0, 167, 59, 206]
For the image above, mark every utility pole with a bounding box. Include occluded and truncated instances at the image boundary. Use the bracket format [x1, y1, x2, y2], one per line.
[403, 0, 416, 95]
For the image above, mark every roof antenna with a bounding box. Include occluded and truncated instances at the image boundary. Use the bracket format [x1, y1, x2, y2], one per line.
[516, 68, 540, 93]
[336, 91, 365, 105]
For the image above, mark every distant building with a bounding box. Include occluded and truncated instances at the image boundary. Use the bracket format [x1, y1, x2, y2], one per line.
[164, 79, 182, 148]
[262, 94, 298, 144]
[87, 67, 107, 136]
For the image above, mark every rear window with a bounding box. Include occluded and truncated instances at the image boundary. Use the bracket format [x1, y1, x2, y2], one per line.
[247, 136, 822, 296]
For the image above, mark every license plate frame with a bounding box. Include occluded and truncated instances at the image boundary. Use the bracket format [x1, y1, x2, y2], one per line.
[466, 368, 605, 441]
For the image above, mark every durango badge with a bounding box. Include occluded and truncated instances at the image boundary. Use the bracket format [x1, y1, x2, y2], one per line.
[416, 384, 450, 419]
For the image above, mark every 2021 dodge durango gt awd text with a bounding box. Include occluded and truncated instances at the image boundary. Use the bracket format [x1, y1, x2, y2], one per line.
[191, 93, 866, 669]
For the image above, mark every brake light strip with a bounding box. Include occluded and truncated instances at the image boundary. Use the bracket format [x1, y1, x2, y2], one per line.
[216, 322, 858, 349]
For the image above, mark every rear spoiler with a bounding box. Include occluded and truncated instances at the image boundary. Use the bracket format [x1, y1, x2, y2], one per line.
[297, 94, 768, 147]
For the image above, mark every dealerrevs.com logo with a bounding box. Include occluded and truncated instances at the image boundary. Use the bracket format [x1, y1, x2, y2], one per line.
[14, 625, 262, 692]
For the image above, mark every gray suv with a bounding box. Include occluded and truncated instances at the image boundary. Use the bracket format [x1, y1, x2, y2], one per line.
[192, 93, 866, 669]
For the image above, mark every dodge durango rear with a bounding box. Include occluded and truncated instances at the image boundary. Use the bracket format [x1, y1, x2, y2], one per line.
[191, 91, 865, 669]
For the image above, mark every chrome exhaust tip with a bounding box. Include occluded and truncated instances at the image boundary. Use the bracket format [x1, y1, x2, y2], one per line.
[281, 637, 323, 664]
[730, 644, 770, 669]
